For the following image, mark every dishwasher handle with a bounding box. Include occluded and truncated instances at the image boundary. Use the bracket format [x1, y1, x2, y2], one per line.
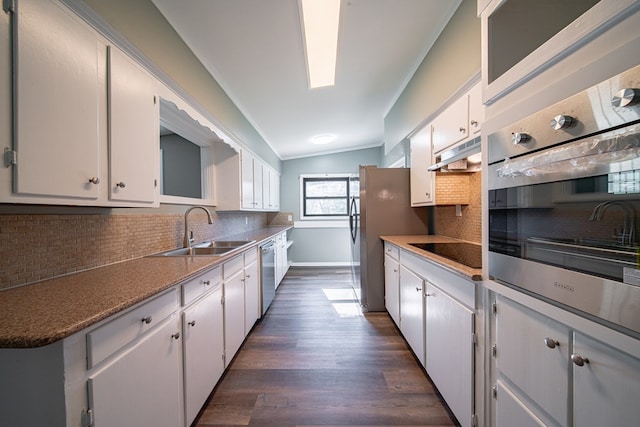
[260, 241, 275, 252]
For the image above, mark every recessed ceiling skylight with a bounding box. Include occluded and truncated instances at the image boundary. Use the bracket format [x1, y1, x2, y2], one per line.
[300, 0, 341, 88]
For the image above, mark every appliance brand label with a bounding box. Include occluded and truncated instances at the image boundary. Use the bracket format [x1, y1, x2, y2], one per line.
[554, 281, 575, 293]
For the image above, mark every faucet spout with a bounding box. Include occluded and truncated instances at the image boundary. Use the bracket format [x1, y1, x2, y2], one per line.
[589, 201, 636, 246]
[184, 206, 214, 249]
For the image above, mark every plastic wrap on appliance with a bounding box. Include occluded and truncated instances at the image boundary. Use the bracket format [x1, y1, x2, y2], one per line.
[496, 124, 640, 178]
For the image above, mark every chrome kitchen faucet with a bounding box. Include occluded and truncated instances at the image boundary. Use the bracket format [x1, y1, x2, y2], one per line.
[183, 206, 214, 251]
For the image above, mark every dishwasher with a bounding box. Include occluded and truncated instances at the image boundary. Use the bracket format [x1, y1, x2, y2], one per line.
[260, 240, 276, 315]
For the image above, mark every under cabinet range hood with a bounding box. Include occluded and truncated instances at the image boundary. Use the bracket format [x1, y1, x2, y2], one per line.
[428, 136, 481, 172]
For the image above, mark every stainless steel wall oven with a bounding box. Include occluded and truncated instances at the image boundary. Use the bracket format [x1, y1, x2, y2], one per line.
[488, 64, 640, 338]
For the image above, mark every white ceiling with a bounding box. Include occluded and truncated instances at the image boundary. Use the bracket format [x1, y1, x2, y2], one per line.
[151, 0, 461, 160]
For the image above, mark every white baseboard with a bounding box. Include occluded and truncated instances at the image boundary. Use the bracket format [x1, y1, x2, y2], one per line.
[291, 262, 355, 267]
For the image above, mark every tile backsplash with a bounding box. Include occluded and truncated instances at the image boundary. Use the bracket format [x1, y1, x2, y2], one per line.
[0, 207, 267, 290]
[434, 171, 481, 244]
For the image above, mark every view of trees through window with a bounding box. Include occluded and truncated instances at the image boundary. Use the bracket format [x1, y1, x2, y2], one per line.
[302, 176, 359, 217]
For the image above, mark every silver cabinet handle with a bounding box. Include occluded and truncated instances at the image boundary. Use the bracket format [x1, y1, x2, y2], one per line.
[203, 280, 210, 286]
[544, 337, 559, 349]
[571, 353, 589, 366]
[88, 177, 100, 185]
[116, 182, 126, 188]
[470, 120, 478, 126]
[459, 127, 466, 133]
[171, 332, 181, 340]
[188, 320, 196, 327]
[141, 316, 152, 324]
[416, 287, 422, 292]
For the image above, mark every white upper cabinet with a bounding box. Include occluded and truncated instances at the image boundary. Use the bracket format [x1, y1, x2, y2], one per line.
[11, 0, 100, 200]
[107, 46, 158, 205]
[409, 124, 435, 206]
[431, 81, 482, 154]
[4, 0, 160, 206]
[432, 94, 469, 153]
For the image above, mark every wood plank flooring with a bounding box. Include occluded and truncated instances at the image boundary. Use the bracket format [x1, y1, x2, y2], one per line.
[194, 267, 458, 427]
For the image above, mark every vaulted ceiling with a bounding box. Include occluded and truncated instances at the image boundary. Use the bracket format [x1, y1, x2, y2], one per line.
[151, 0, 461, 159]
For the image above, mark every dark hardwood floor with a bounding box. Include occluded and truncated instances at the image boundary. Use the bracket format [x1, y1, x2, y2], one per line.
[194, 267, 458, 427]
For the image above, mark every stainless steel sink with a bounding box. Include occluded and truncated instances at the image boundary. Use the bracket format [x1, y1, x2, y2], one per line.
[149, 240, 255, 257]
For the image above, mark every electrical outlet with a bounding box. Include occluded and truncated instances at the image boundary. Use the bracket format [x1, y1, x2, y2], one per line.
[245, 216, 248, 225]
[287, 215, 292, 222]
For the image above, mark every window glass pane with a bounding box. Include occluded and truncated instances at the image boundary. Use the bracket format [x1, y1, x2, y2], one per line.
[306, 180, 347, 197]
[350, 178, 360, 197]
[306, 199, 348, 215]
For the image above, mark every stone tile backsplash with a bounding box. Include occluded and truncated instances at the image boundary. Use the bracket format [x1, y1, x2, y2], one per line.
[434, 171, 481, 244]
[0, 209, 267, 290]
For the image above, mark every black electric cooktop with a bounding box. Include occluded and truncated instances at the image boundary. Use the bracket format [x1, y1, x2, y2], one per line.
[409, 242, 482, 269]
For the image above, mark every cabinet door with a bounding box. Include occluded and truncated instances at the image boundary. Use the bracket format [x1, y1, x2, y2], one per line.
[399, 265, 425, 365]
[108, 46, 157, 205]
[224, 271, 245, 366]
[384, 254, 400, 326]
[183, 287, 224, 426]
[425, 282, 474, 427]
[495, 380, 547, 427]
[270, 168, 280, 210]
[432, 94, 469, 153]
[12, 0, 100, 199]
[468, 82, 483, 136]
[241, 150, 254, 209]
[573, 332, 640, 427]
[253, 160, 263, 210]
[409, 124, 435, 206]
[244, 260, 260, 334]
[262, 166, 271, 209]
[495, 296, 569, 425]
[88, 316, 182, 427]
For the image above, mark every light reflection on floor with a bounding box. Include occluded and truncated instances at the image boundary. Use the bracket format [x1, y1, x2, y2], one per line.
[322, 288, 363, 317]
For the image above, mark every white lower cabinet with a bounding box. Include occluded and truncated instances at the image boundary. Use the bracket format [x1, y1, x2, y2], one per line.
[399, 265, 425, 364]
[425, 281, 474, 427]
[223, 255, 247, 366]
[244, 248, 260, 335]
[385, 246, 477, 426]
[182, 283, 224, 426]
[88, 314, 183, 427]
[492, 293, 640, 427]
[573, 332, 640, 426]
[383, 247, 400, 327]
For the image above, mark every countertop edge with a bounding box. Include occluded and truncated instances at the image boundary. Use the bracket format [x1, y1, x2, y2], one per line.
[380, 235, 483, 282]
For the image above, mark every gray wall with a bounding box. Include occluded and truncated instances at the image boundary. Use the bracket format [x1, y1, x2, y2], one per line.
[281, 147, 382, 265]
[81, 0, 281, 172]
[384, 0, 480, 151]
[160, 134, 201, 198]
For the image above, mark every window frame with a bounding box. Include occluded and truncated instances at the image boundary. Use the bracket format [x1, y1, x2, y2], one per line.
[299, 174, 358, 220]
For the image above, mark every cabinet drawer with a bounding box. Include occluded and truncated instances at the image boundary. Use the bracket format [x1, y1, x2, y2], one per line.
[244, 247, 258, 265]
[223, 254, 244, 279]
[87, 289, 179, 368]
[384, 243, 399, 261]
[182, 266, 222, 306]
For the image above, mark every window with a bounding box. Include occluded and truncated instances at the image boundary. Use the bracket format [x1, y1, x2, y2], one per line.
[300, 175, 359, 219]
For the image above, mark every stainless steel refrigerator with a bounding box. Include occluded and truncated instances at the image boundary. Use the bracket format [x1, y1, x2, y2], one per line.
[349, 166, 429, 311]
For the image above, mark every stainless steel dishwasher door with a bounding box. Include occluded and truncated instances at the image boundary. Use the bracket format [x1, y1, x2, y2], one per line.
[260, 240, 276, 315]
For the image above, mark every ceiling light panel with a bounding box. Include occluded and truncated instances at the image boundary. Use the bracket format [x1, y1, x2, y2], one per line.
[300, 0, 341, 88]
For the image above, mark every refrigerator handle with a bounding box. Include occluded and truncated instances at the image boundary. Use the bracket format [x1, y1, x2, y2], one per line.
[349, 197, 358, 243]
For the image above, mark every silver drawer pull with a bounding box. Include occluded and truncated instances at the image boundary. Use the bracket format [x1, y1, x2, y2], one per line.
[141, 316, 152, 324]
[171, 332, 181, 340]
[544, 337, 559, 349]
[188, 320, 196, 327]
[571, 353, 589, 367]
